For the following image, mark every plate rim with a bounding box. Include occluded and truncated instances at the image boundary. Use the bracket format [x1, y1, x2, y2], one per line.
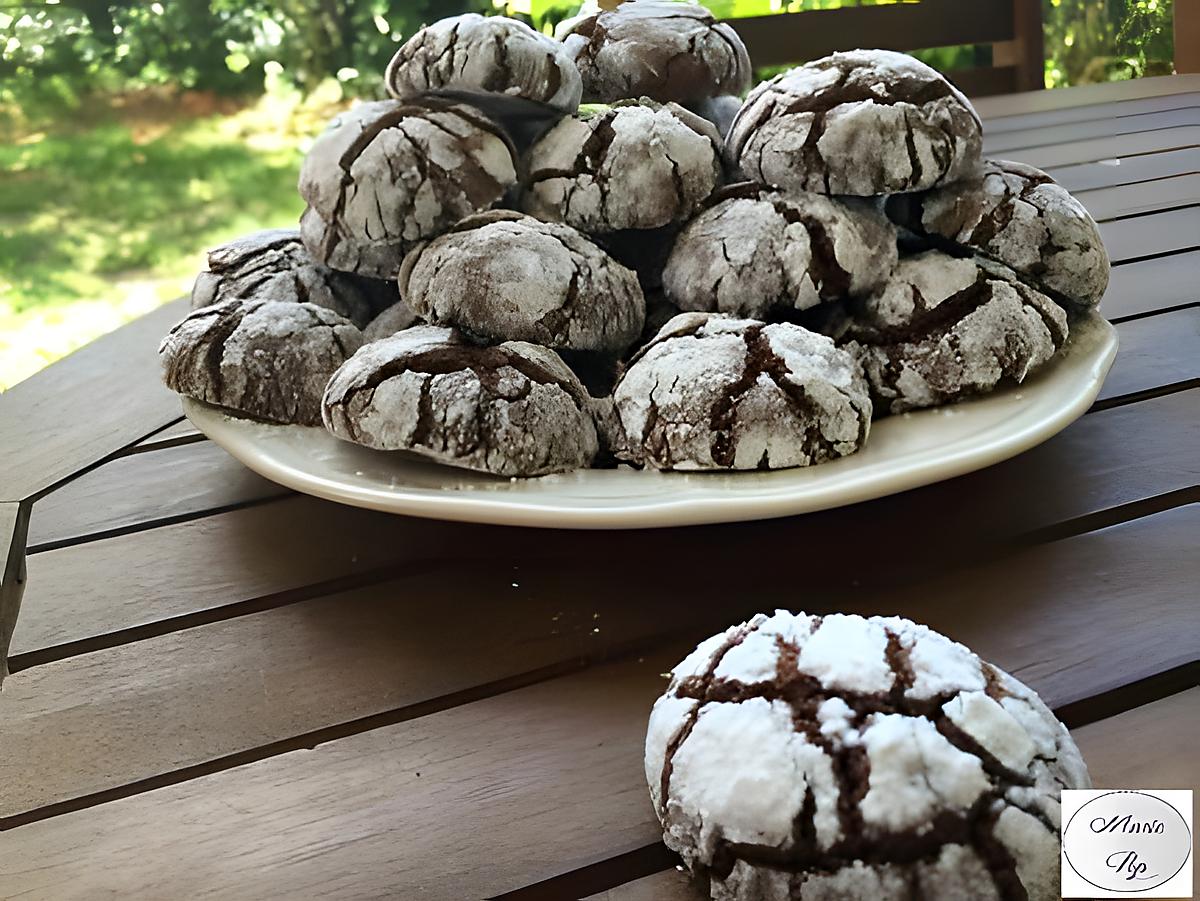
[184, 314, 1118, 530]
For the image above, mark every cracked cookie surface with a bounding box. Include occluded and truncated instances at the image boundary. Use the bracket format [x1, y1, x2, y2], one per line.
[190, 228, 385, 328]
[561, 0, 751, 105]
[322, 326, 599, 476]
[298, 99, 517, 279]
[384, 14, 582, 115]
[887, 159, 1109, 309]
[613, 313, 871, 470]
[831, 251, 1069, 414]
[160, 298, 364, 425]
[363, 300, 421, 342]
[663, 183, 898, 318]
[646, 610, 1090, 901]
[522, 100, 723, 234]
[727, 50, 982, 196]
[398, 210, 645, 354]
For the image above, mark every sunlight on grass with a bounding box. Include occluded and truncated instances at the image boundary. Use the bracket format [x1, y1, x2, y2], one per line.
[0, 82, 342, 389]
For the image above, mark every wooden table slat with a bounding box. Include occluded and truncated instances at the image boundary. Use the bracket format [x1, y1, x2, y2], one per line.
[1047, 147, 1199, 193]
[972, 74, 1200, 121]
[1, 506, 1196, 895]
[0, 501, 30, 685]
[1095, 306, 1200, 405]
[1075, 174, 1200, 222]
[1105, 250, 1200, 319]
[1003, 124, 1200, 171]
[983, 104, 1200, 154]
[26, 440, 286, 552]
[0, 300, 187, 503]
[1098, 205, 1200, 262]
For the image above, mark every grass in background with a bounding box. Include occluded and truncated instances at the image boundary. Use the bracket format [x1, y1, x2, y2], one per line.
[0, 80, 340, 389]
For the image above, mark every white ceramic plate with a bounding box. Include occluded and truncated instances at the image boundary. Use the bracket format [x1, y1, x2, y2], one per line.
[185, 313, 1117, 529]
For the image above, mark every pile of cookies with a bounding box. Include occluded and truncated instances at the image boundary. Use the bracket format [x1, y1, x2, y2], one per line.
[160, 1, 1110, 477]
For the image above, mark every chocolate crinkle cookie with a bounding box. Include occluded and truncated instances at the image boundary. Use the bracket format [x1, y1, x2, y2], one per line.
[835, 252, 1069, 414]
[322, 326, 599, 476]
[399, 210, 645, 355]
[521, 100, 723, 234]
[663, 184, 898, 319]
[613, 313, 871, 470]
[160, 299, 363, 426]
[190, 228, 385, 328]
[561, 0, 752, 105]
[647, 610, 1090, 901]
[887, 159, 1110, 309]
[727, 50, 982, 196]
[384, 14, 582, 116]
[298, 98, 517, 279]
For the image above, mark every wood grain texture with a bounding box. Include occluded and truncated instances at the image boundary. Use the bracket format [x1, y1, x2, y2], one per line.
[1098, 206, 1200, 263]
[1075, 174, 1200, 221]
[586, 691, 1200, 900]
[0, 501, 30, 685]
[984, 104, 1200, 154]
[1106, 251, 1200, 319]
[26, 439, 286, 552]
[1006, 125, 1200, 170]
[1096, 306, 1200, 406]
[9, 495, 462, 661]
[1048, 146, 1200, 193]
[2, 508, 1197, 897]
[972, 74, 1200, 120]
[0, 299, 187, 503]
[2, 504, 1196, 843]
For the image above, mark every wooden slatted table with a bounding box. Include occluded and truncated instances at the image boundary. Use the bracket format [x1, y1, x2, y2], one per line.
[1, 76, 1198, 900]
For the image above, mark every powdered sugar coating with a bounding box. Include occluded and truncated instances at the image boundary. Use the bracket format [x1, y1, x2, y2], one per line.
[561, 0, 751, 105]
[663, 185, 898, 318]
[645, 610, 1091, 900]
[835, 251, 1069, 413]
[298, 99, 517, 279]
[398, 211, 645, 354]
[522, 101, 722, 233]
[321, 326, 598, 476]
[613, 314, 871, 470]
[888, 158, 1110, 308]
[190, 228, 384, 327]
[362, 299, 420, 342]
[727, 50, 982, 196]
[160, 299, 363, 426]
[384, 14, 582, 114]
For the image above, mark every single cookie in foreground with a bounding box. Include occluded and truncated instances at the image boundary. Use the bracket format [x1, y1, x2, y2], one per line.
[190, 228, 384, 327]
[561, 0, 751, 105]
[384, 14, 582, 115]
[887, 159, 1109, 309]
[399, 211, 645, 355]
[663, 184, 898, 319]
[613, 313, 871, 470]
[521, 100, 722, 234]
[322, 327, 599, 476]
[727, 50, 982, 196]
[298, 99, 517, 279]
[836, 252, 1069, 414]
[646, 610, 1091, 901]
[160, 299, 363, 425]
